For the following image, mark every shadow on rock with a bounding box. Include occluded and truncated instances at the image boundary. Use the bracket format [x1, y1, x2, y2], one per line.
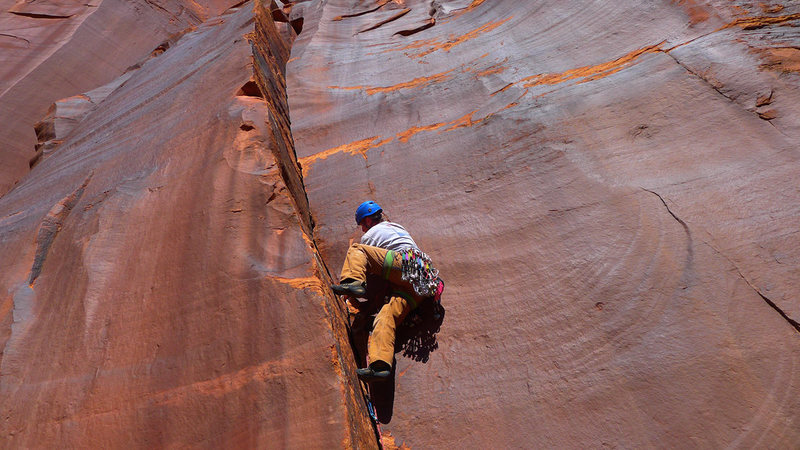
[370, 367, 395, 424]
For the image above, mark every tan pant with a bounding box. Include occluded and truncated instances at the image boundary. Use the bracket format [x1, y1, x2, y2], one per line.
[340, 244, 424, 366]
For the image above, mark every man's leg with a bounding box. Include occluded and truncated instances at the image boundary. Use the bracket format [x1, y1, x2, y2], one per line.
[356, 294, 413, 381]
[334, 244, 392, 298]
[339, 243, 390, 282]
[369, 294, 412, 366]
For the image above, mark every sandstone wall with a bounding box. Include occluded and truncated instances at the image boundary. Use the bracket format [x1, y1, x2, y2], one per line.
[1, 0, 800, 448]
[288, 0, 800, 447]
[0, 2, 375, 447]
[0, 0, 245, 195]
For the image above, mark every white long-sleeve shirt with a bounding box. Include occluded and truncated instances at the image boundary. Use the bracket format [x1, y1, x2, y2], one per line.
[360, 221, 419, 252]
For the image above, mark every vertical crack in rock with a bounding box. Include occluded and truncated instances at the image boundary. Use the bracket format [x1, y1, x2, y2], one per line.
[248, 1, 378, 447]
[28, 173, 92, 285]
[644, 189, 800, 334]
[703, 240, 800, 334]
[664, 52, 739, 105]
[665, 50, 788, 136]
[641, 188, 689, 231]
[664, 27, 791, 135]
[250, 0, 311, 235]
[738, 270, 800, 333]
[642, 188, 694, 274]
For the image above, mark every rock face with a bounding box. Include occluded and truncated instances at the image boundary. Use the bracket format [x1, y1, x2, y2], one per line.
[0, 2, 374, 447]
[288, 0, 800, 447]
[0, 0, 244, 195]
[1, 0, 800, 448]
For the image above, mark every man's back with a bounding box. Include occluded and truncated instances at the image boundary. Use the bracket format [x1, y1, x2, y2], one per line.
[360, 221, 419, 251]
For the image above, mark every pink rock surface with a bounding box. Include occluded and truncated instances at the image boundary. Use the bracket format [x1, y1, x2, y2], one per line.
[0, 0, 244, 196]
[288, 0, 800, 447]
[1, 0, 800, 447]
[0, 3, 374, 447]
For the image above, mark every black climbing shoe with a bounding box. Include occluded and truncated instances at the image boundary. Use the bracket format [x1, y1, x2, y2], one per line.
[331, 281, 366, 298]
[356, 367, 391, 382]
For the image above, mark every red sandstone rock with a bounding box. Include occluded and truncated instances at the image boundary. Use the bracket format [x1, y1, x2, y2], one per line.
[2, 0, 800, 448]
[288, 0, 800, 447]
[0, 0, 245, 196]
[0, 3, 374, 447]
[30, 71, 140, 168]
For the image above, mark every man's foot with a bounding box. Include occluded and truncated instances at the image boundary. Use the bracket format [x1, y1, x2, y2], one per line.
[356, 367, 391, 382]
[331, 280, 366, 298]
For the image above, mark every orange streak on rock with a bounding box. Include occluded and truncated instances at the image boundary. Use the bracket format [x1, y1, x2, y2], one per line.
[146, 355, 311, 406]
[720, 13, 800, 30]
[401, 99, 522, 141]
[327, 85, 367, 91]
[413, 16, 513, 58]
[461, 54, 494, 73]
[498, 101, 519, 112]
[445, 101, 518, 131]
[521, 42, 664, 87]
[579, 65, 627, 84]
[385, 17, 512, 57]
[269, 275, 326, 296]
[391, 37, 439, 51]
[444, 110, 480, 131]
[491, 83, 514, 96]
[760, 4, 784, 14]
[329, 69, 455, 95]
[475, 65, 507, 77]
[396, 122, 447, 142]
[672, 0, 712, 25]
[465, 0, 486, 11]
[365, 69, 455, 94]
[758, 47, 800, 74]
[446, 0, 488, 20]
[298, 136, 393, 175]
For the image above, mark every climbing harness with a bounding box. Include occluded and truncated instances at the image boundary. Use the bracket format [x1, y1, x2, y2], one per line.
[381, 248, 443, 313]
[399, 248, 439, 297]
[385, 248, 439, 297]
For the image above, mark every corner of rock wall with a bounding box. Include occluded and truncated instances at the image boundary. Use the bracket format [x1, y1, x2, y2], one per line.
[249, 2, 379, 447]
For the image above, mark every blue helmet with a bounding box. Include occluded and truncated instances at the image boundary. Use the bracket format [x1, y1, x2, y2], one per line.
[355, 201, 382, 225]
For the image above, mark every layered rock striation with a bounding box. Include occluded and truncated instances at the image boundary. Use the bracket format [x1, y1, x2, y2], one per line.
[1, 2, 375, 447]
[1, 0, 800, 448]
[0, 0, 246, 195]
[288, 0, 800, 447]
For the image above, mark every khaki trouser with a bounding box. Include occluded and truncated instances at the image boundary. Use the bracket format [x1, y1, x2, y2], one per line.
[340, 243, 424, 367]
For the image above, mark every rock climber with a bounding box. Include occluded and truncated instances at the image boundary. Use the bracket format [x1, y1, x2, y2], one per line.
[331, 200, 442, 381]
